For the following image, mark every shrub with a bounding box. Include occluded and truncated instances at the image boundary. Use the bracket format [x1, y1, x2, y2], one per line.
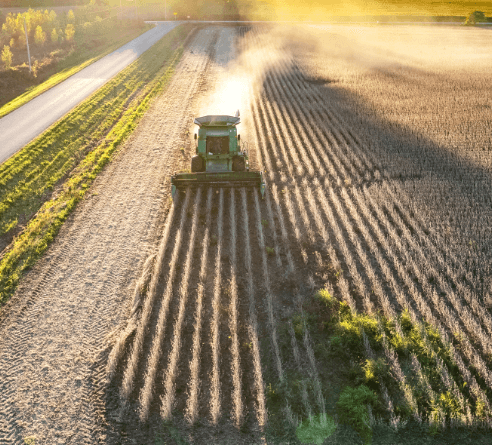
[34, 25, 46, 46]
[50, 28, 58, 44]
[292, 314, 307, 337]
[94, 15, 103, 33]
[337, 385, 377, 444]
[1, 45, 13, 70]
[67, 9, 75, 24]
[65, 23, 75, 42]
[464, 11, 486, 25]
[337, 319, 363, 354]
[363, 357, 389, 387]
[18, 32, 26, 47]
[315, 288, 336, 309]
[32, 59, 39, 77]
[296, 414, 337, 445]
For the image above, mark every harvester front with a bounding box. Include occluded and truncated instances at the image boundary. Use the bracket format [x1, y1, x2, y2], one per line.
[171, 112, 265, 197]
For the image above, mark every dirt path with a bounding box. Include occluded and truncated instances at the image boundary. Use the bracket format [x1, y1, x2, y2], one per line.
[0, 26, 221, 445]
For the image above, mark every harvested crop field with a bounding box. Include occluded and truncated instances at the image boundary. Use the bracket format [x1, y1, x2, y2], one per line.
[1, 23, 492, 444]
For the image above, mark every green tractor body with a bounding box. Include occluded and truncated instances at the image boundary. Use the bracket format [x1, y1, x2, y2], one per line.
[171, 112, 265, 197]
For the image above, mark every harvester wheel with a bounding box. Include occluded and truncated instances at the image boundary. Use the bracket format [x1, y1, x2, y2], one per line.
[232, 156, 246, 172]
[191, 155, 205, 172]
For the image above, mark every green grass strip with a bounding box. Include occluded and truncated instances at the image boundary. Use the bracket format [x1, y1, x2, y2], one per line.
[0, 22, 153, 119]
[0, 23, 194, 306]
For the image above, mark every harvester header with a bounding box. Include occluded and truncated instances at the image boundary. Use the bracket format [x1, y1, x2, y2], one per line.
[171, 111, 265, 198]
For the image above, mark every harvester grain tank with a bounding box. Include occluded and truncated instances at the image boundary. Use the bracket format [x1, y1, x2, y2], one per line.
[171, 111, 265, 197]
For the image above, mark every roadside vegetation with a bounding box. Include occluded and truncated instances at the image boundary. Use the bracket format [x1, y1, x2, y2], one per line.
[265, 289, 492, 444]
[464, 11, 488, 25]
[0, 2, 152, 113]
[0, 23, 194, 307]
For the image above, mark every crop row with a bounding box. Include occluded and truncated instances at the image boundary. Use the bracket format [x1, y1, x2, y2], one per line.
[242, 25, 492, 431]
[106, 26, 492, 441]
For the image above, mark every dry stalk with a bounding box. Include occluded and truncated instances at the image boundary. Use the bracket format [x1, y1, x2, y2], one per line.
[120, 194, 182, 400]
[159, 189, 202, 420]
[185, 187, 213, 423]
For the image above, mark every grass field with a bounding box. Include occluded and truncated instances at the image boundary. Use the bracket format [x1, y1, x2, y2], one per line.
[0, 23, 194, 307]
[255, 0, 492, 20]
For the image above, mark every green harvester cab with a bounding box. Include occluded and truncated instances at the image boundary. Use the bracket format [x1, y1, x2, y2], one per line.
[171, 111, 265, 198]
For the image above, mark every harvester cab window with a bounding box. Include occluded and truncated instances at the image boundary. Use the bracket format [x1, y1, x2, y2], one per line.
[206, 136, 229, 155]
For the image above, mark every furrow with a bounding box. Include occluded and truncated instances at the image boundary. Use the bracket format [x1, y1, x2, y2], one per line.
[159, 189, 202, 420]
[240, 188, 266, 427]
[228, 189, 243, 426]
[185, 188, 213, 423]
[210, 188, 224, 424]
[123, 190, 191, 402]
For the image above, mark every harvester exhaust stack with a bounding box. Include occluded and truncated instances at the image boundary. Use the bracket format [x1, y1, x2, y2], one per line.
[171, 112, 265, 198]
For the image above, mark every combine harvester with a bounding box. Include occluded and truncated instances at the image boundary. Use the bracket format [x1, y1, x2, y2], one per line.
[171, 111, 265, 197]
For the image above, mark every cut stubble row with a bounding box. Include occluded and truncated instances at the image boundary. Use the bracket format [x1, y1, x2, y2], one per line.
[107, 25, 492, 430]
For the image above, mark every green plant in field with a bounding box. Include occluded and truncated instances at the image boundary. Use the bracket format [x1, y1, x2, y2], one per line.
[292, 314, 307, 338]
[337, 385, 377, 444]
[241, 341, 252, 351]
[1, 45, 12, 70]
[266, 246, 275, 256]
[363, 358, 389, 387]
[67, 9, 75, 23]
[431, 391, 461, 420]
[23, 437, 36, 445]
[264, 287, 488, 444]
[314, 288, 336, 309]
[261, 218, 268, 227]
[296, 414, 337, 444]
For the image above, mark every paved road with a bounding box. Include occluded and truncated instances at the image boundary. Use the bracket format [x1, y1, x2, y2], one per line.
[0, 22, 179, 165]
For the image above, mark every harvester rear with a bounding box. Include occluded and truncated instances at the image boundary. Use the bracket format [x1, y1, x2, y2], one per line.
[171, 112, 265, 197]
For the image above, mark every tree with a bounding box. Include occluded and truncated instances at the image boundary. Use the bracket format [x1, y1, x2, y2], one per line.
[51, 28, 58, 43]
[1, 45, 13, 70]
[465, 11, 486, 25]
[67, 9, 75, 23]
[48, 10, 57, 25]
[65, 23, 75, 42]
[34, 25, 46, 45]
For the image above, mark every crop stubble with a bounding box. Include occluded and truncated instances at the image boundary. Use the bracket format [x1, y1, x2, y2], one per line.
[107, 24, 492, 440]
